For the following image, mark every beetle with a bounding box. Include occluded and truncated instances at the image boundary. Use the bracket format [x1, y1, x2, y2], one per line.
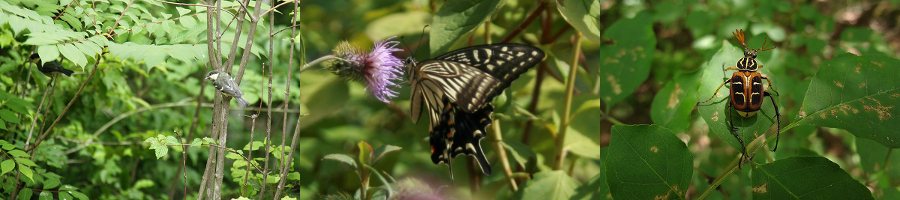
[698, 29, 781, 167]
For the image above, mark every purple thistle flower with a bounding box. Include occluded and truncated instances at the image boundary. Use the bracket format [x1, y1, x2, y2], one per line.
[330, 37, 404, 103]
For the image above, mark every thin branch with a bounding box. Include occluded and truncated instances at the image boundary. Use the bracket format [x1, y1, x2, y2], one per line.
[258, 6, 276, 198]
[258, 0, 298, 19]
[222, 0, 252, 75]
[490, 119, 518, 191]
[25, 53, 103, 152]
[25, 75, 56, 148]
[233, 0, 266, 84]
[500, 2, 545, 43]
[553, 32, 583, 170]
[275, 3, 303, 195]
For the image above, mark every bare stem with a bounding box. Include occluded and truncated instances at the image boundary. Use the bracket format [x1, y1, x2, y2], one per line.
[490, 119, 518, 191]
[553, 32, 583, 170]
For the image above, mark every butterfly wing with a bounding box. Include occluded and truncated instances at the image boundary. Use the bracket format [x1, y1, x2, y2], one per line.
[431, 96, 493, 175]
[433, 44, 544, 112]
[409, 60, 500, 128]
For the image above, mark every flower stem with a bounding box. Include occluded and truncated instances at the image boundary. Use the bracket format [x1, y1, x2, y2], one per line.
[553, 32, 583, 170]
[299, 55, 337, 73]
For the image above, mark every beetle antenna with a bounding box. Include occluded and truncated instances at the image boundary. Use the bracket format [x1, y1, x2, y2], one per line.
[758, 36, 776, 52]
[733, 29, 747, 49]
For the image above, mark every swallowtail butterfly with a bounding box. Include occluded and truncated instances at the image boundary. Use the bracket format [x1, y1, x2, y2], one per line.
[407, 44, 545, 180]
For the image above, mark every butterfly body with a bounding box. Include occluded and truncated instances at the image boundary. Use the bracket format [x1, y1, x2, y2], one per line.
[407, 43, 544, 180]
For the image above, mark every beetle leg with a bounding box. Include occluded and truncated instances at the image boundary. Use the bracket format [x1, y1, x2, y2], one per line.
[697, 79, 730, 106]
[728, 103, 747, 169]
[761, 73, 779, 96]
[766, 91, 781, 152]
[723, 66, 740, 71]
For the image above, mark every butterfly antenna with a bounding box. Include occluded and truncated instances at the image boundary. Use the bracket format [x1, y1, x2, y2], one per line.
[415, 25, 429, 58]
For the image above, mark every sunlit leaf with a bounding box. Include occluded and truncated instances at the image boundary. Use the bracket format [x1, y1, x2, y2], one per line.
[790, 54, 900, 147]
[557, 0, 603, 42]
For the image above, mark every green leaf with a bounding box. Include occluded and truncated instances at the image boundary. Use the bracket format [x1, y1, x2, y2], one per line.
[43, 176, 60, 189]
[58, 43, 87, 67]
[594, 12, 655, 107]
[651, 71, 701, 133]
[1, 160, 14, 176]
[429, 0, 502, 54]
[17, 188, 32, 200]
[8, 150, 28, 158]
[357, 141, 373, 165]
[323, 154, 357, 169]
[372, 145, 402, 164]
[606, 125, 691, 199]
[58, 193, 73, 200]
[37, 45, 60, 63]
[751, 156, 872, 199]
[70, 191, 88, 200]
[696, 41, 779, 153]
[556, 0, 602, 42]
[16, 157, 37, 167]
[59, 185, 78, 191]
[39, 191, 52, 200]
[514, 170, 580, 200]
[18, 164, 33, 182]
[791, 54, 900, 147]
[502, 141, 536, 168]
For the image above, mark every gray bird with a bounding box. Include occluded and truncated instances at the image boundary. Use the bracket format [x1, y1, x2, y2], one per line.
[206, 70, 250, 108]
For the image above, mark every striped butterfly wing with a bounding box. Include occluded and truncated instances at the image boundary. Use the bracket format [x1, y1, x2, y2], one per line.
[408, 44, 545, 179]
[433, 44, 545, 112]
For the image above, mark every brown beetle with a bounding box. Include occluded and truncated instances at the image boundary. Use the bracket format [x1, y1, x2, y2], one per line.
[699, 29, 781, 166]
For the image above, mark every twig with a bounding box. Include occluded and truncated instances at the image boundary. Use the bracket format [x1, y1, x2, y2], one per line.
[26, 53, 102, 152]
[553, 32, 582, 170]
[233, 0, 266, 85]
[258, 0, 298, 19]
[500, 2, 545, 43]
[490, 119, 518, 191]
[274, 1, 302, 197]
[258, 9, 276, 198]
[223, 0, 252, 80]
[25, 75, 55, 148]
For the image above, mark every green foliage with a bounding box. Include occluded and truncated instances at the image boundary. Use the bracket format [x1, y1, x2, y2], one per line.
[2, 0, 899, 199]
[429, 0, 501, 55]
[606, 125, 691, 200]
[751, 157, 871, 199]
[791, 54, 900, 147]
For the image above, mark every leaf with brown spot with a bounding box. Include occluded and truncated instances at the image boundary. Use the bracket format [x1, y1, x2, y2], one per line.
[590, 12, 655, 107]
[652, 71, 700, 133]
[751, 156, 871, 199]
[789, 54, 900, 147]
